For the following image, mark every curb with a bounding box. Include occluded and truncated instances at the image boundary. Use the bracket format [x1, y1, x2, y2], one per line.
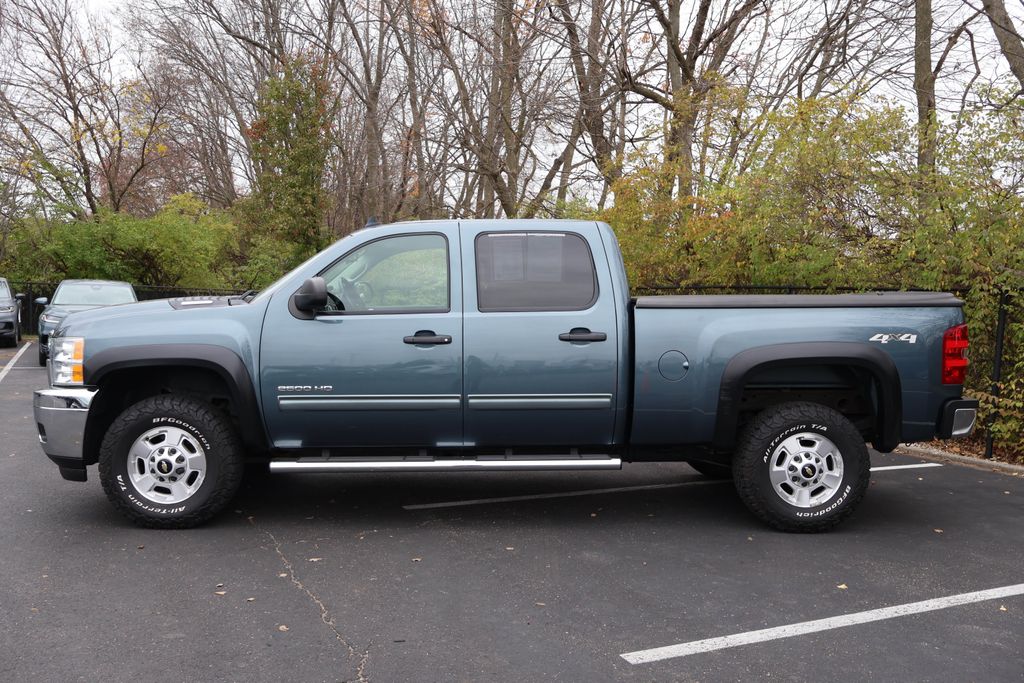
[897, 444, 1024, 476]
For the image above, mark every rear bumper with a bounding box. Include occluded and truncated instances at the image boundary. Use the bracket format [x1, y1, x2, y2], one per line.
[937, 398, 978, 439]
[33, 387, 97, 481]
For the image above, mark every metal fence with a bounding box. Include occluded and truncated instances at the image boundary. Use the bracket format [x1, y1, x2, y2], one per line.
[9, 281, 240, 336]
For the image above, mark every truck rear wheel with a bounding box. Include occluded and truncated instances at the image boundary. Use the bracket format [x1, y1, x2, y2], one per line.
[98, 395, 243, 528]
[732, 402, 870, 532]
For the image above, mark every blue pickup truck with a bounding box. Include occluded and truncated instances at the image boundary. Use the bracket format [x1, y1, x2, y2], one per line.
[33, 220, 977, 531]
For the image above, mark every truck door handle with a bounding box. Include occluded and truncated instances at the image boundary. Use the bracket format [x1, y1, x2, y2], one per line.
[404, 330, 452, 345]
[558, 328, 607, 343]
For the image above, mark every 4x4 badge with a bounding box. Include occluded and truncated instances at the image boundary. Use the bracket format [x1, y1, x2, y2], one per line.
[869, 333, 917, 344]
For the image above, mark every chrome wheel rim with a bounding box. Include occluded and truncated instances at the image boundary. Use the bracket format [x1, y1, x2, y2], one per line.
[768, 432, 844, 508]
[126, 426, 207, 504]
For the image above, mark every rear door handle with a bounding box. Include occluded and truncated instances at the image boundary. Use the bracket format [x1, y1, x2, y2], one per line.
[404, 330, 452, 345]
[558, 327, 607, 343]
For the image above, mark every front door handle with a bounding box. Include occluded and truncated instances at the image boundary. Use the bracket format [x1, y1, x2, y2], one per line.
[558, 327, 607, 343]
[404, 330, 452, 345]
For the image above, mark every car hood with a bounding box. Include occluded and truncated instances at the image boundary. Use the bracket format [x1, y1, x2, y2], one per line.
[53, 296, 267, 338]
[43, 303, 109, 319]
[52, 296, 271, 370]
[50, 299, 168, 332]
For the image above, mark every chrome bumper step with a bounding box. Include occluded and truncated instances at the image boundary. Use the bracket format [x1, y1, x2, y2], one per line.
[268, 455, 622, 473]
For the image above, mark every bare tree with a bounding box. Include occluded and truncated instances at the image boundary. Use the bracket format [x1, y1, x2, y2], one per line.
[0, 0, 171, 217]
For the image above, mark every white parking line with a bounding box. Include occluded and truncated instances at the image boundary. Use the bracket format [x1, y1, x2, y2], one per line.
[621, 582, 1024, 664]
[402, 479, 729, 510]
[870, 463, 943, 472]
[0, 341, 32, 384]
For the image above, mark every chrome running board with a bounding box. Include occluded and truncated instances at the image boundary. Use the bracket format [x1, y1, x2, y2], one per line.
[269, 455, 622, 473]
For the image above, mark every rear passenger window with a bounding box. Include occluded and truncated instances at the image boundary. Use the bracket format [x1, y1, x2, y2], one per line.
[475, 232, 597, 311]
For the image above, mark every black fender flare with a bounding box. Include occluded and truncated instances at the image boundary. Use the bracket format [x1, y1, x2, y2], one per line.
[713, 342, 902, 453]
[84, 344, 267, 452]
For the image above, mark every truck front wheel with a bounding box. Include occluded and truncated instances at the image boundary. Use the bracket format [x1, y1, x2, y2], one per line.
[732, 402, 870, 532]
[98, 395, 243, 528]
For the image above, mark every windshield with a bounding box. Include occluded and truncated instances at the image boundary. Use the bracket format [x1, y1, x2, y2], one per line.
[0, 281, 9, 298]
[52, 282, 136, 306]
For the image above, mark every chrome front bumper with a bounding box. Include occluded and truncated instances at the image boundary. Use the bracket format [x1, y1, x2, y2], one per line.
[33, 387, 97, 480]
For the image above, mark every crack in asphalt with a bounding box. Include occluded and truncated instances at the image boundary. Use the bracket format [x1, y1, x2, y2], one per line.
[248, 516, 371, 683]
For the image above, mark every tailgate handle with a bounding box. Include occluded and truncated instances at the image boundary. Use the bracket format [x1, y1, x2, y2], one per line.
[404, 330, 452, 345]
[558, 328, 607, 343]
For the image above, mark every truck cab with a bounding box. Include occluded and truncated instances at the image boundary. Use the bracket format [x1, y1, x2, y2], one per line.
[260, 220, 625, 452]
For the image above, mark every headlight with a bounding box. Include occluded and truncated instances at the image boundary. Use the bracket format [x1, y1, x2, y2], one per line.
[0, 305, 13, 312]
[40, 313, 60, 324]
[49, 337, 85, 386]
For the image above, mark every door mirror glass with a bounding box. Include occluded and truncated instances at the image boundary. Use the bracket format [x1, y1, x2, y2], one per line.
[292, 277, 328, 312]
[34, 297, 48, 306]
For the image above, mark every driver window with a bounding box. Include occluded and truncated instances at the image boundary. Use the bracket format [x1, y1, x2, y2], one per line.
[320, 233, 449, 313]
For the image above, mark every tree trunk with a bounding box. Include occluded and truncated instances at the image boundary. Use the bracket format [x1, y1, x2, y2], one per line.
[914, 0, 936, 176]
[982, 0, 1024, 91]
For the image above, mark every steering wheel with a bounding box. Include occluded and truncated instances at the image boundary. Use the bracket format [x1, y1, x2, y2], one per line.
[338, 277, 363, 311]
[354, 281, 375, 303]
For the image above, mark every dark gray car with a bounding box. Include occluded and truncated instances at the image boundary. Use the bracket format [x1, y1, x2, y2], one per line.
[36, 280, 137, 365]
[0, 277, 25, 347]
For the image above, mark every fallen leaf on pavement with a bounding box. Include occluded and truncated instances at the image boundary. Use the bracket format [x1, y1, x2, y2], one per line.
[278, 625, 289, 632]
[837, 583, 848, 590]
[308, 557, 323, 562]
[999, 605, 1008, 612]
[412, 557, 422, 562]
[214, 591, 226, 596]
[933, 529, 943, 534]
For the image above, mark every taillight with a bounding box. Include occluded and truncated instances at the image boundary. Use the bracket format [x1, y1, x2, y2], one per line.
[942, 323, 969, 384]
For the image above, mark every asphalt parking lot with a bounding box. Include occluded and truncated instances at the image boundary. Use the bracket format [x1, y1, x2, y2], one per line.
[1, 340, 1022, 682]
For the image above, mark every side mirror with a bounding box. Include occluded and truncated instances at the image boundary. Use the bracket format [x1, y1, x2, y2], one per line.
[292, 277, 328, 313]
[34, 297, 48, 306]
[15, 293, 25, 301]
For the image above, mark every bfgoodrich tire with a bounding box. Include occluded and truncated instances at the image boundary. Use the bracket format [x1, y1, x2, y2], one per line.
[98, 395, 243, 528]
[732, 402, 870, 533]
